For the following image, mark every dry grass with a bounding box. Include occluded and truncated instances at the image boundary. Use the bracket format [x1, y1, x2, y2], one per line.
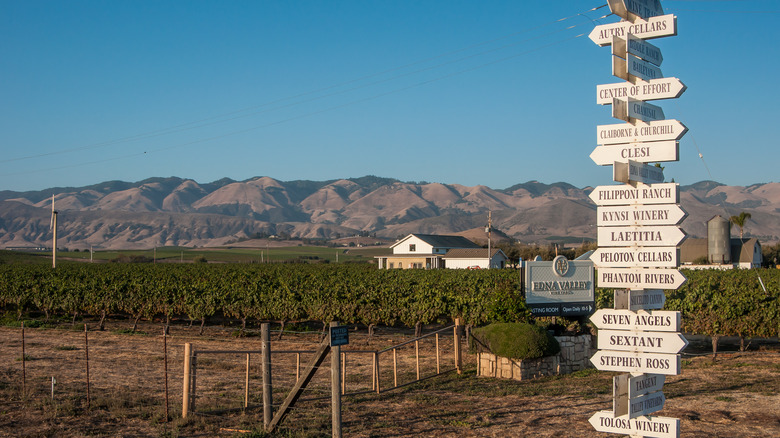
[1, 319, 779, 437]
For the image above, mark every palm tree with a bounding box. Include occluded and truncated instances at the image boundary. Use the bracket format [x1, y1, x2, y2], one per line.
[729, 211, 752, 239]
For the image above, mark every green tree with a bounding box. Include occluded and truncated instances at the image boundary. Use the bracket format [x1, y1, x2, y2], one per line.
[730, 211, 752, 238]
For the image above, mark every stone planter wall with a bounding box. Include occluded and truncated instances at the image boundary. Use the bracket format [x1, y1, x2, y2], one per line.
[477, 334, 594, 381]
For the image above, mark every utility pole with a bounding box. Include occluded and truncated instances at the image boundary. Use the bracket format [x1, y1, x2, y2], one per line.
[486, 210, 492, 269]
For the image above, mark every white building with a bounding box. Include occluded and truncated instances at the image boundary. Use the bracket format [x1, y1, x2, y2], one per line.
[375, 233, 508, 269]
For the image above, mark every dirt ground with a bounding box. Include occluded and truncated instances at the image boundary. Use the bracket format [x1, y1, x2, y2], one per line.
[1, 320, 778, 437]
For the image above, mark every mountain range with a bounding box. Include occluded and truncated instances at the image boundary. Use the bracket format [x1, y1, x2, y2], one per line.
[1, 176, 779, 250]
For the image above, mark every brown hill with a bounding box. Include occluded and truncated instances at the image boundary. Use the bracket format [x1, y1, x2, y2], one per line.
[1, 177, 778, 249]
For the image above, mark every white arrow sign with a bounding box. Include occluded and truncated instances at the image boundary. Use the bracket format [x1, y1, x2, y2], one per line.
[614, 97, 665, 123]
[591, 309, 681, 332]
[597, 77, 686, 105]
[614, 160, 666, 184]
[590, 410, 679, 438]
[615, 289, 669, 309]
[597, 119, 687, 144]
[630, 390, 666, 418]
[589, 183, 679, 206]
[614, 53, 664, 82]
[598, 225, 686, 247]
[591, 350, 681, 375]
[592, 247, 679, 268]
[614, 33, 663, 66]
[589, 14, 677, 46]
[598, 329, 688, 354]
[598, 204, 687, 226]
[615, 373, 666, 399]
[592, 141, 679, 166]
[608, 0, 664, 22]
[597, 267, 687, 290]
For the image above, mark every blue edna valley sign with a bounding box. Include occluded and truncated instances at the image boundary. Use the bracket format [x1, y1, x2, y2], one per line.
[525, 256, 595, 317]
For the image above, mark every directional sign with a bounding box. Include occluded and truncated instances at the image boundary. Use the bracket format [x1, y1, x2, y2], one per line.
[591, 350, 681, 375]
[607, 0, 664, 22]
[598, 225, 686, 247]
[597, 267, 687, 290]
[614, 289, 669, 310]
[590, 410, 679, 438]
[589, 183, 679, 206]
[590, 309, 681, 332]
[597, 204, 686, 227]
[591, 140, 679, 166]
[615, 390, 666, 419]
[614, 160, 665, 184]
[614, 53, 663, 82]
[613, 33, 663, 66]
[589, 14, 677, 46]
[597, 119, 687, 144]
[627, 52, 663, 80]
[597, 77, 686, 105]
[615, 373, 666, 399]
[598, 329, 688, 354]
[614, 97, 665, 123]
[592, 247, 679, 268]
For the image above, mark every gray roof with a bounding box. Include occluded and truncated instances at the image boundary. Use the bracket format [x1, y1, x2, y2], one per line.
[442, 248, 507, 259]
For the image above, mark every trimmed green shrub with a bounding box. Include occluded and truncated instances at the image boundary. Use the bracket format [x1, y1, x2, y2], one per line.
[470, 322, 560, 360]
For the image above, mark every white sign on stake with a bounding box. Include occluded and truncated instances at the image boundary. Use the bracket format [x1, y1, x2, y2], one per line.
[597, 225, 685, 247]
[630, 390, 666, 418]
[597, 78, 686, 105]
[614, 288, 669, 310]
[597, 204, 686, 227]
[613, 33, 663, 66]
[589, 410, 679, 438]
[597, 267, 687, 290]
[590, 309, 681, 332]
[607, 0, 665, 22]
[589, 14, 677, 46]
[614, 97, 665, 123]
[591, 140, 679, 166]
[614, 53, 664, 82]
[615, 373, 666, 399]
[589, 183, 679, 206]
[597, 329, 688, 354]
[614, 159, 665, 184]
[591, 350, 681, 375]
[591, 247, 679, 268]
[597, 119, 687, 144]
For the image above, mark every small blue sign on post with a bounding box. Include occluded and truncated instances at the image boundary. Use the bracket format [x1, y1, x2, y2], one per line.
[330, 326, 349, 347]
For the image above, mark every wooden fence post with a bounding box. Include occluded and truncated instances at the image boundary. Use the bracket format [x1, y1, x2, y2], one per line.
[454, 318, 462, 375]
[84, 324, 90, 409]
[244, 353, 250, 409]
[21, 321, 26, 399]
[261, 323, 272, 430]
[163, 327, 169, 422]
[330, 322, 342, 438]
[182, 343, 191, 418]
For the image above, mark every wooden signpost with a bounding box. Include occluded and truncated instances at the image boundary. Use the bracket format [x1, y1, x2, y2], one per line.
[613, 97, 665, 123]
[591, 140, 679, 166]
[597, 77, 686, 105]
[597, 204, 687, 227]
[613, 159, 665, 184]
[589, 2, 686, 435]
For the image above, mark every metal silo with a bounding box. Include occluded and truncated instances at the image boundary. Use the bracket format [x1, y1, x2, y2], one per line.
[708, 215, 731, 264]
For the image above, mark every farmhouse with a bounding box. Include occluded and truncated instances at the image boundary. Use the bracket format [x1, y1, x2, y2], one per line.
[376, 233, 508, 269]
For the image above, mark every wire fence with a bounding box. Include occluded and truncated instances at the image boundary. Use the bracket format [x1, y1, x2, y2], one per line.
[1, 320, 470, 436]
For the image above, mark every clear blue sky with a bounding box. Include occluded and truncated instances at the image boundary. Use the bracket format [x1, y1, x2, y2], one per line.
[1, 1, 778, 192]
